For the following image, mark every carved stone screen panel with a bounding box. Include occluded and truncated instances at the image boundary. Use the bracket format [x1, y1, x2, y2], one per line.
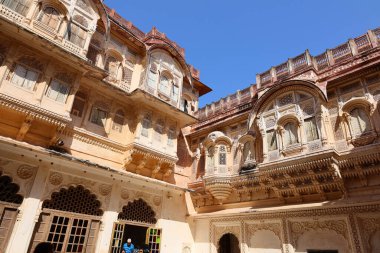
[42, 186, 103, 216]
[0, 175, 23, 204]
[118, 199, 157, 224]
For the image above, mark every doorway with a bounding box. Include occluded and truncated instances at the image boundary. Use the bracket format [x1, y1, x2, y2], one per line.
[218, 233, 240, 253]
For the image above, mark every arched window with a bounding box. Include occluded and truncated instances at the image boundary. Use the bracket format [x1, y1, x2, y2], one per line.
[112, 109, 125, 133]
[206, 146, 215, 174]
[242, 141, 251, 162]
[30, 186, 102, 253]
[38, 7, 60, 30]
[141, 115, 151, 137]
[1, 0, 29, 15]
[350, 108, 371, 136]
[283, 122, 298, 147]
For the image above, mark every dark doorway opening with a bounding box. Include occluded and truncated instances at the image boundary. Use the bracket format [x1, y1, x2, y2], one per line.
[123, 224, 149, 252]
[218, 233, 240, 253]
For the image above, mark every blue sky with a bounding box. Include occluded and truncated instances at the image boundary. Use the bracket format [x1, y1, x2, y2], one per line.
[104, 0, 380, 107]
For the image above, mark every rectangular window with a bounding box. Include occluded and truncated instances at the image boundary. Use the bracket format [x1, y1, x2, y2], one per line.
[68, 23, 86, 48]
[171, 85, 179, 102]
[71, 92, 86, 117]
[167, 129, 175, 147]
[11, 65, 38, 90]
[147, 70, 158, 89]
[1, 0, 29, 15]
[90, 107, 108, 126]
[267, 130, 278, 151]
[304, 117, 319, 142]
[45, 215, 99, 253]
[123, 67, 133, 85]
[147, 228, 162, 253]
[46, 79, 70, 103]
[141, 118, 151, 137]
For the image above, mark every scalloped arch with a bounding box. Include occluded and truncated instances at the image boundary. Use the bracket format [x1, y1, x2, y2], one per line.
[248, 80, 326, 130]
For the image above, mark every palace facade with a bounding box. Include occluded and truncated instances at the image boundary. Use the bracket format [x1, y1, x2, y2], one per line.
[0, 1, 379, 253]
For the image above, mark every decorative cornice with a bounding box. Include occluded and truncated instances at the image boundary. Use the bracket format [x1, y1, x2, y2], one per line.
[0, 93, 70, 127]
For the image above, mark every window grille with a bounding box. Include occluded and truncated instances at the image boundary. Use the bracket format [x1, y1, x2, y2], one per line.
[110, 223, 125, 253]
[218, 146, 226, 165]
[42, 185, 103, 216]
[118, 199, 156, 224]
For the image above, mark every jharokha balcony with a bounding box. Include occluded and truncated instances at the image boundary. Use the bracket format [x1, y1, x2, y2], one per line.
[0, 2, 89, 59]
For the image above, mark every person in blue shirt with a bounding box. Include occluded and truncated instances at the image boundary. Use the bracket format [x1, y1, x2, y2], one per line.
[123, 238, 135, 253]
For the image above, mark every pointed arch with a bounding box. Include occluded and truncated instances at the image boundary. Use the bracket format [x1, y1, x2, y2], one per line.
[42, 185, 103, 216]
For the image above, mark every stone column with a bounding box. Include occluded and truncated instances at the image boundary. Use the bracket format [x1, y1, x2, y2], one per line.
[95, 184, 121, 253]
[25, 0, 39, 24]
[6, 165, 49, 253]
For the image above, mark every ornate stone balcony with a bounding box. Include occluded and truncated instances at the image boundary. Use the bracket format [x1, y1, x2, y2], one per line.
[0, 4, 87, 59]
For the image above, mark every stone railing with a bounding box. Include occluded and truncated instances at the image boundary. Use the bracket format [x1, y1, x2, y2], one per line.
[256, 28, 380, 89]
[106, 6, 145, 39]
[0, 4, 25, 24]
[0, 4, 87, 59]
[195, 85, 256, 121]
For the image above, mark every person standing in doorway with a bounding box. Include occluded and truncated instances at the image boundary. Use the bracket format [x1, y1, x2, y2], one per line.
[123, 238, 135, 253]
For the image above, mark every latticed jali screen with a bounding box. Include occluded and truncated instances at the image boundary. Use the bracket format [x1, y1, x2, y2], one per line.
[42, 185, 103, 216]
[118, 199, 157, 224]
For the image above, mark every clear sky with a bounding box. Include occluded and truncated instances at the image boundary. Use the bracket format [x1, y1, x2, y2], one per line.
[104, 0, 380, 107]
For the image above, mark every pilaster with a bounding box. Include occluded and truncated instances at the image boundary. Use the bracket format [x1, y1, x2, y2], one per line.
[6, 165, 50, 253]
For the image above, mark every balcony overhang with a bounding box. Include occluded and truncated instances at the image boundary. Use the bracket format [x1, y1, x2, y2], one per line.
[128, 89, 199, 127]
[193, 78, 212, 97]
